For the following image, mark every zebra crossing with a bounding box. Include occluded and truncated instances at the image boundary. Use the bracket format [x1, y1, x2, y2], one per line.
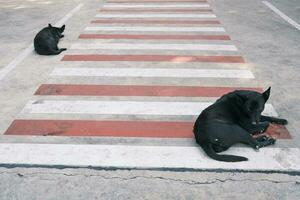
[3, 0, 296, 171]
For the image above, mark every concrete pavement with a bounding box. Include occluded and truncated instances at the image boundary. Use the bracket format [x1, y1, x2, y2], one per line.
[0, 167, 300, 200]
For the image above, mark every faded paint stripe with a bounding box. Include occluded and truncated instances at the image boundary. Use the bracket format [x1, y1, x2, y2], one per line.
[107, 0, 208, 3]
[78, 34, 230, 40]
[35, 84, 262, 97]
[99, 8, 213, 12]
[91, 19, 220, 24]
[85, 26, 225, 32]
[103, 4, 210, 8]
[5, 120, 291, 139]
[50, 68, 254, 79]
[0, 143, 299, 171]
[21, 100, 277, 116]
[263, 1, 300, 31]
[70, 43, 237, 51]
[62, 54, 245, 63]
[95, 13, 216, 18]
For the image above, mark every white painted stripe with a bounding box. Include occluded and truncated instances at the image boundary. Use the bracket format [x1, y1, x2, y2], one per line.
[0, 3, 84, 81]
[51, 68, 254, 79]
[21, 100, 278, 116]
[263, 1, 300, 31]
[95, 14, 216, 18]
[85, 26, 225, 32]
[54, 3, 84, 27]
[1, 143, 299, 171]
[70, 43, 238, 51]
[104, 4, 210, 8]
[0, 45, 34, 81]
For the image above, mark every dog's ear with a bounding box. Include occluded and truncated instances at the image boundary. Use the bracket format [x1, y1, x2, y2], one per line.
[48, 24, 52, 28]
[60, 25, 65, 32]
[262, 87, 271, 102]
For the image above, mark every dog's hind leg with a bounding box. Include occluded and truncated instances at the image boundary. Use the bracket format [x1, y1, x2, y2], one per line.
[60, 48, 67, 52]
[238, 129, 260, 150]
[260, 115, 288, 125]
[215, 124, 260, 151]
[212, 144, 229, 153]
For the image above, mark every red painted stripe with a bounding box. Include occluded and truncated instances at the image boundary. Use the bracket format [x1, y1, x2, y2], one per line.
[107, 0, 207, 3]
[62, 54, 245, 63]
[35, 84, 262, 97]
[5, 120, 193, 138]
[99, 8, 213, 13]
[265, 124, 292, 139]
[5, 120, 291, 139]
[91, 19, 220, 24]
[79, 34, 231, 40]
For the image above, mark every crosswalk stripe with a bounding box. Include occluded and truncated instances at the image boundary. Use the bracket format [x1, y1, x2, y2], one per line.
[85, 26, 225, 32]
[99, 8, 213, 12]
[6, 120, 193, 137]
[91, 19, 220, 24]
[95, 13, 216, 18]
[21, 100, 278, 116]
[5, 120, 291, 139]
[1, 143, 299, 171]
[35, 84, 262, 97]
[61, 54, 245, 63]
[50, 68, 254, 79]
[70, 43, 237, 51]
[107, 0, 208, 2]
[78, 34, 230, 40]
[103, 4, 210, 8]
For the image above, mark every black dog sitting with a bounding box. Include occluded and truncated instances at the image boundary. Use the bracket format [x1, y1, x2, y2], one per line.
[193, 87, 287, 162]
[34, 24, 66, 55]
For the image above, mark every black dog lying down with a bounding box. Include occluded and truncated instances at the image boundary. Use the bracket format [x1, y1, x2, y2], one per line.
[34, 24, 66, 55]
[193, 87, 287, 162]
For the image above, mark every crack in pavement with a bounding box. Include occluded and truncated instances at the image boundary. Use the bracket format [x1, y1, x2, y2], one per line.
[0, 171, 300, 186]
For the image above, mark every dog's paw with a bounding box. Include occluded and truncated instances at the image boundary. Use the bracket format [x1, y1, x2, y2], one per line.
[255, 135, 268, 142]
[255, 136, 276, 148]
[263, 136, 276, 146]
[61, 48, 67, 51]
[254, 145, 260, 152]
[267, 137, 276, 145]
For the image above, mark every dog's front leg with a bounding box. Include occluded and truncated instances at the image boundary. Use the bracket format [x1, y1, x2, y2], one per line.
[260, 115, 288, 125]
[248, 121, 269, 135]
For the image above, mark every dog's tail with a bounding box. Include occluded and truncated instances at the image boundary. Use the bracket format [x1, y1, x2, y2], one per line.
[201, 143, 248, 162]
